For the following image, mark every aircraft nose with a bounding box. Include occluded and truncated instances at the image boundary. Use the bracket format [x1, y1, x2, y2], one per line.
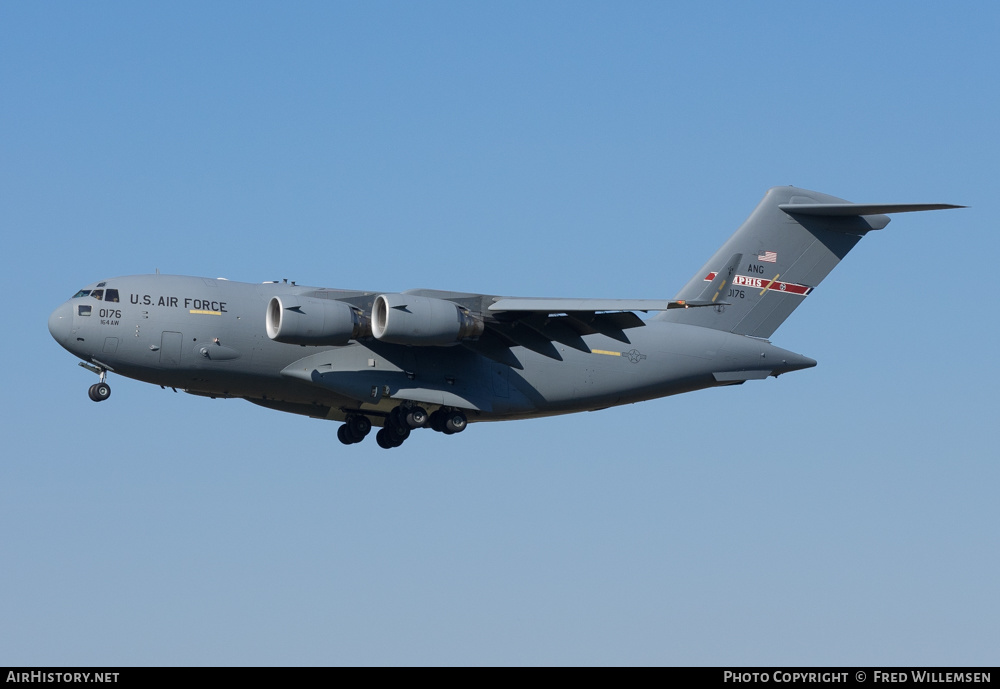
[48, 301, 73, 347]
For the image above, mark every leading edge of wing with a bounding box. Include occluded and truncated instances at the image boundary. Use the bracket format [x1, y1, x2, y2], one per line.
[488, 298, 719, 314]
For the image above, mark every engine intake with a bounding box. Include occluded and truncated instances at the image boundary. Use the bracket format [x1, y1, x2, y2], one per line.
[371, 294, 484, 346]
[266, 296, 370, 346]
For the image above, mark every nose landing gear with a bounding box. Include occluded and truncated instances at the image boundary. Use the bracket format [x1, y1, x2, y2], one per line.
[88, 382, 111, 402]
[79, 362, 112, 403]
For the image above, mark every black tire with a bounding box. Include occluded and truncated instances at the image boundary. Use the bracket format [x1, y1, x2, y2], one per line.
[405, 406, 428, 428]
[91, 382, 111, 402]
[386, 422, 410, 443]
[347, 414, 372, 439]
[444, 410, 466, 434]
[337, 424, 353, 445]
[376, 428, 396, 449]
[389, 406, 403, 426]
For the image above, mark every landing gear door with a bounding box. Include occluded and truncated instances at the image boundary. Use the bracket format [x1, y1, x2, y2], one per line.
[160, 331, 183, 366]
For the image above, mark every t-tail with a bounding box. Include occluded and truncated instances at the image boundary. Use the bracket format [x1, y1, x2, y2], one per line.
[655, 186, 962, 338]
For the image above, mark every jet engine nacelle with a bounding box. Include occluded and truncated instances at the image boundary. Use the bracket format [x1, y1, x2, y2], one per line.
[371, 293, 484, 346]
[265, 296, 370, 346]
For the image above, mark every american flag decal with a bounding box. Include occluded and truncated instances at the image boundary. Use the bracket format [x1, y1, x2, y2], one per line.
[758, 251, 777, 263]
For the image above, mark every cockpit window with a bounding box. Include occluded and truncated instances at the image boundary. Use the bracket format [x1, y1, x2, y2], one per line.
[78, 304, 92, 316]
[72, 289, 91, 298]
[91, 289, 104, 301]
[105, 289, 120, 303]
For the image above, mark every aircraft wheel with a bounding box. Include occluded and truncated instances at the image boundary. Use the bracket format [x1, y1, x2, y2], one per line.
[444, 410, 466, 434]
[386, 422, 410, 443]
[337, 425, 353, 445]
[376, 428, 401, 449]
[404, 406, 428, 429]
[347, 414, 372, 440]
[89, 383, 111, 402]
[388, 406, 403, 426]
[428, 410, 446, 433]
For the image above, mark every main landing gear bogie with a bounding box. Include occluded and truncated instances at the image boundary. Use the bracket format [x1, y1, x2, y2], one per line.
[337, 414, 372, 445]
[375, 405, 419, 450]
[429, 408, 467, 435]
[337, 404, 467, 449]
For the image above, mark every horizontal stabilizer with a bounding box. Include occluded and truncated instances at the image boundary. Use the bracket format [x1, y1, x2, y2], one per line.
[779, 202, 964, 216]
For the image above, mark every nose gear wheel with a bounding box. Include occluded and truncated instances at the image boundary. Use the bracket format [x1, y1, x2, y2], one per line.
[88, 382, 111, 402]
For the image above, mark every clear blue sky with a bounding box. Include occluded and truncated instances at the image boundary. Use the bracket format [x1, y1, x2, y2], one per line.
[2, 1, 997, 665]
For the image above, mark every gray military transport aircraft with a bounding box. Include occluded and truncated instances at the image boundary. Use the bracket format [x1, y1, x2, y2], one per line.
[48, 186, 961, 449]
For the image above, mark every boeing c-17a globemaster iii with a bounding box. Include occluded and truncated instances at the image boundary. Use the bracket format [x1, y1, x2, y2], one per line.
[48, 187, 961, 449]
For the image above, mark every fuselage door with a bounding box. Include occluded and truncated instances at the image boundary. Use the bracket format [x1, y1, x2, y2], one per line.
[160, 331, 183, 366]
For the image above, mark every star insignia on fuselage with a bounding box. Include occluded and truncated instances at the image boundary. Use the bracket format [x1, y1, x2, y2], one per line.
[624, 349, 646, 364]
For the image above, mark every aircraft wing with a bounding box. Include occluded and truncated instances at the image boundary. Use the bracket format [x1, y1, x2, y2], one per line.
[488, 298, 716, 313]
[469, 297, 720, 363]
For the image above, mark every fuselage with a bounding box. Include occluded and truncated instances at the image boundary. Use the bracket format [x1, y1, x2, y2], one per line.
[48, 274, 816, 426]
[46, 187, 959, 448]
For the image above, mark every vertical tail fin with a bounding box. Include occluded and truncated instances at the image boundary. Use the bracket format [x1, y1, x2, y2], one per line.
[656, 186, 961, 338]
